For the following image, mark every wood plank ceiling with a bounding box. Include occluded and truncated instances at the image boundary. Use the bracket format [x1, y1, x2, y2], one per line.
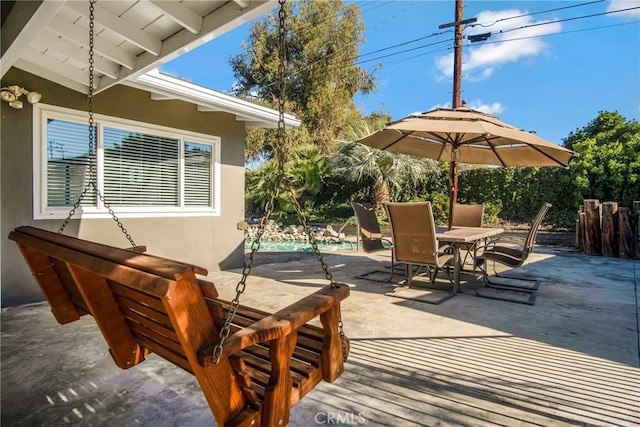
[1, 0, 276, 94]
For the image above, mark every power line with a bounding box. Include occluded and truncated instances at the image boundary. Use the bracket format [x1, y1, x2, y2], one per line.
[468, 19, 640, 49]
[472, 0, 606, 28]
[319, 2, 638, 79]
[495, 6, 640, 36]
[355, 38, 452, 66]
[302, 19, 639, 98]
[218, 1, 640, 97]
[358, 1, 394, 14]
[362, 1, 417, 35]
[358, 31, 451, 60]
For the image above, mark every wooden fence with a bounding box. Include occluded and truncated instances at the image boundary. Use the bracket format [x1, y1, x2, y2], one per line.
[576, 199, 640, 259]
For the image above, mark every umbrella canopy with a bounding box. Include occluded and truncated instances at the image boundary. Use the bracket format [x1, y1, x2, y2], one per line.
[357, 107, 578, 227]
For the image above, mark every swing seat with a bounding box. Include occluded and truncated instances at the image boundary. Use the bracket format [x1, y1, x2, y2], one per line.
[9, 226, 350, 427]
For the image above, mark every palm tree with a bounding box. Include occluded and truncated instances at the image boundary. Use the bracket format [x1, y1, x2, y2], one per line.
[246, 144, 328, 219]
[332, 121, 437, 209]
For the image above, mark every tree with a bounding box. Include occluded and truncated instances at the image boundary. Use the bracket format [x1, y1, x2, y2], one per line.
[564, 111, 640, 207]
[231, 0, 377, 161]
[331, 119, 437, 209]
[245, 144, 329, 220]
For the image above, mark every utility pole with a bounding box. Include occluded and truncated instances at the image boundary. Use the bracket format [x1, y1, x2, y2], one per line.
[439, 0, 476, 108]
[438, 0, 476, 229]
[452, 0, 464, 109]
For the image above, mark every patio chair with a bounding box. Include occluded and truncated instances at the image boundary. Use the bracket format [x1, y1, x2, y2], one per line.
[451, 203, 485, 267]
[352, 202, 398, 282]
[474, 202, 552, 305]
[384, 202, 456, 304]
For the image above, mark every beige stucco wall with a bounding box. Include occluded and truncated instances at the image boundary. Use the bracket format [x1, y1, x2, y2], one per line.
[1, 68, 247, 307]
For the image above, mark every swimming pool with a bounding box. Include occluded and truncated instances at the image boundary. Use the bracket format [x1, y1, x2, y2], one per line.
[244, 239, 355, 252]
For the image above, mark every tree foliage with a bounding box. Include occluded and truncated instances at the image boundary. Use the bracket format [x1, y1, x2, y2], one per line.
[331, 116, 438, 209]
[245, 144, 329, 221]
[563, 111, 640, 207]
[231, 0, 376, 160]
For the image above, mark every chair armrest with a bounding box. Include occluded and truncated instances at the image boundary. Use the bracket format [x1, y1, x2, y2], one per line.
[477, 235, 525, 252]
[197, 283, 350, 366]
[489, 235, 526, 245]
[438, 244, 454, 254]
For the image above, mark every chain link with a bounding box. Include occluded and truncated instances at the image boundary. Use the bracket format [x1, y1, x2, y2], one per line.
[211, 171, 284, 363]
[212, 0, 346, 364]
[212, 0, 289, 364]
[287, 189, 348, 361]
[58, 0, 136, 248]
[287, 191, 334, 283]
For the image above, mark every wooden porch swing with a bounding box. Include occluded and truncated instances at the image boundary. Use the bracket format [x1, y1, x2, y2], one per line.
[8, 2, 350, 426]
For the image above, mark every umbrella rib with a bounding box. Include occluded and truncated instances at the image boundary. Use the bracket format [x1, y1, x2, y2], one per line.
[484, 135, 569, 167]
[483, 137, 508, 167]
[380, 132, 411, 151]
[422, 131, 455, 161]
[527, 143, 570, 167]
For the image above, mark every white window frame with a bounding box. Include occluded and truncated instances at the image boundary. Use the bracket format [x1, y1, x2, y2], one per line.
[33, 104, 221, 219]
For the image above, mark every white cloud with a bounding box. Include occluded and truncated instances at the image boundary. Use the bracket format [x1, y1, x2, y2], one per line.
[464, 100, 504, 115]
[426, 100, 504, 116]
[429, 102, 451, 110]
[434, 9, 562, 81]
[607, 0, 640, 19]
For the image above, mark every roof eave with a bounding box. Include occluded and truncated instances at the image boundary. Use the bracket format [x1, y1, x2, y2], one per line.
[124, 69, 300, 129]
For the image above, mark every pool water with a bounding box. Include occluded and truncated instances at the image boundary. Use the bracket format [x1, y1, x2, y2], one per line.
[244, 239, 355, 252]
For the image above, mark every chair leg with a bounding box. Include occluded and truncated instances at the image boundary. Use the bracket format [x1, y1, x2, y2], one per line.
[385, 262, 457, 305]
[355, 269, 394, 283]
[473, 262, 537, 305]
[486, 260, 540, 291]
[355, 254, 398, 283]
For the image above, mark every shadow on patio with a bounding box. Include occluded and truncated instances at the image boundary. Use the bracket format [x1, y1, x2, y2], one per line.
[233, 246, 639, 367]
[296, 335, 640, 426]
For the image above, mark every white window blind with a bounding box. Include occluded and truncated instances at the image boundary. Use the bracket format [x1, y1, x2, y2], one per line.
[38, 106, 219, 218]
[103, 128, 179, 206]
[184, 141, 212, 206]
[46, 119, 96, 207]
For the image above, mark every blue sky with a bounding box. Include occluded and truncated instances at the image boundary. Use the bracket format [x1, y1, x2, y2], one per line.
[161, 0, 640, 145]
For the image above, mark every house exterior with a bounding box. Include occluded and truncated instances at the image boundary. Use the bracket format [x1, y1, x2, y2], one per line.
[1, 0, 298, 307]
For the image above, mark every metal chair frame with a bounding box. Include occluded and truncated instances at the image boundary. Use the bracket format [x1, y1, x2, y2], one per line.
[351, 202, 401, 283]
[473, 202, 553, 305]
[384, 202, 457, 305]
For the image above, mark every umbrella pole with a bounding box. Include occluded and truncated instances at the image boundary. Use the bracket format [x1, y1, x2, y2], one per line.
[448, 147, 459, 230]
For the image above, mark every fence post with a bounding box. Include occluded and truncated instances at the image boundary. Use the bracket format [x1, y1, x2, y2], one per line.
[618, 207, 634, 259]
[576, 204, 585, 249]
[601, 202, 618, 257]
[583, 199, 602, 256]
[634, 201, 640, 260]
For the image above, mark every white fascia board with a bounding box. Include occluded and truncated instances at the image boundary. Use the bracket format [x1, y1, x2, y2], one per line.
[127, 69, 301, 129]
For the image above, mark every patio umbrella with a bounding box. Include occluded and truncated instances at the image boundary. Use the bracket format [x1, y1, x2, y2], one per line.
[356, 107, 578, 228]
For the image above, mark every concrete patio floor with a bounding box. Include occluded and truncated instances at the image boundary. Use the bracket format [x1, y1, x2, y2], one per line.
[2, 245, 639, 426]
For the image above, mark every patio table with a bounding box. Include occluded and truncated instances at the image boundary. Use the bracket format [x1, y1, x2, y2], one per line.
[436, 226, 504, 292]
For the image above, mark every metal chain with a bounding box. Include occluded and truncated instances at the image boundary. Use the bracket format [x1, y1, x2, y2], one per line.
[212, 0, 347, 363]
[275, 0, 346, 358]
[211, 170, 284, 363]
[58, 0, 136, 248]
[212, 0, 289, 364]
[287, 192, 334, 283]
[288, 191, 348, 360]
[287, 190, 348, 360]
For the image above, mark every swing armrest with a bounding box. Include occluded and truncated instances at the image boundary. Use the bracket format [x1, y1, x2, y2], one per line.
[198, 283, 349, 365]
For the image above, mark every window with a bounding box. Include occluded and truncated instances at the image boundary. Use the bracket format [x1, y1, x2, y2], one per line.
[35, 105, 220, 219]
